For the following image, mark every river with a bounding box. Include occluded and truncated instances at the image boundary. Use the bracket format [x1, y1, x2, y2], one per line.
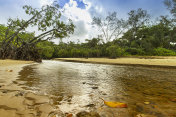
[17, 60, 176, 116]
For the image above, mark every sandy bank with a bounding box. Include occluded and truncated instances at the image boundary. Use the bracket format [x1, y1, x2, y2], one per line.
[0, 60, 60, 117]
[55, 57, 176, 68]
[0, 59, 33, 85]
[0, 59, 33, 66]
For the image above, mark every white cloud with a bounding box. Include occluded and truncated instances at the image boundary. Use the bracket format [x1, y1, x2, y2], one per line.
[39, 0, 54, 6]
[82, 0, 92, 10]
[63, 0, 92, 22]
[61, 0, 100, 42]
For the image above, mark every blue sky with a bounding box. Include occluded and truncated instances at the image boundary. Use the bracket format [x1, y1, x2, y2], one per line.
[0, 0, 170, 42]
[99, 0, 168, 18]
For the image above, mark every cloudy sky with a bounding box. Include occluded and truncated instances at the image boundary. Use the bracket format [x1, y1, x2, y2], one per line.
[0, 0, 170, 43]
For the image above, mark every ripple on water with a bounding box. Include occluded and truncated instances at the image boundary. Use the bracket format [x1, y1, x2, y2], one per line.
[17, 60, 176, 116]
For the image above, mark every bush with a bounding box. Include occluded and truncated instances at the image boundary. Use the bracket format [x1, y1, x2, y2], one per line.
[40, 46, 54, 59]
[58, 49, 69, 57]
[70, 48, 81, 57]
[106, 45, 124, 58]
[125, 48, 145, 55]
[153, 47, 176, 56]
[88, 49, 101, 57]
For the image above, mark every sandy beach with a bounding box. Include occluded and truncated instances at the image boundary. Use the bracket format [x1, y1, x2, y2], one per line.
[55, 56, 176, 68]
[0, 60, 60, 117]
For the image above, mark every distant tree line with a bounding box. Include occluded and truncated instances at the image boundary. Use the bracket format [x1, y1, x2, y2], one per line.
[1, 0, 176, 60]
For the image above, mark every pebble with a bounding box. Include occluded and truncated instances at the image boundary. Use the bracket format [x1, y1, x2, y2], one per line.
[92, 87, 98, 89]
[2, 90, 8, 93]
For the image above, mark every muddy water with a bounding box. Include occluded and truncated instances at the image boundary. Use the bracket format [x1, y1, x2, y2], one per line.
[17, 60, 176, 116]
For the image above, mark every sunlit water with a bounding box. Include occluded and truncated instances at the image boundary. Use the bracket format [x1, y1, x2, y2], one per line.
[17, 60, 176, 116]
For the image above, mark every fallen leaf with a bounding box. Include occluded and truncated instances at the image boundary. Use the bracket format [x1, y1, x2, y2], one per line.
[170, 98, 176, 102]
[67, 113, 73, 117]
[89, 94, 94, 97]
[6, 70, 13, 72]
[144, 102, 150, 105]
[100, 98, 127, 108]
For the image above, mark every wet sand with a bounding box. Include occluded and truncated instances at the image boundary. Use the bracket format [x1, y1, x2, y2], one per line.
[55, 56, 176, 68]
[0, 60, 60, 117]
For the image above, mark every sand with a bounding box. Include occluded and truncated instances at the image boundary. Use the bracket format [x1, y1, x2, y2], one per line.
[55, 56, 176, 68]
[0, 60, 61, 117]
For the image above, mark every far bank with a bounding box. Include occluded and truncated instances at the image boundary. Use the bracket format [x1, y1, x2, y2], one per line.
[55, 56, 176, 68]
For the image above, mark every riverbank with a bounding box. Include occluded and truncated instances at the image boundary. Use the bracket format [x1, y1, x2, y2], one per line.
[0, 60, 60, 117]
[55, 56, 176, 68]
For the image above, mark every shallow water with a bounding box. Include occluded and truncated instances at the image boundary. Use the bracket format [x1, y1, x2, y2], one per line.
[17, 60, 176, 116]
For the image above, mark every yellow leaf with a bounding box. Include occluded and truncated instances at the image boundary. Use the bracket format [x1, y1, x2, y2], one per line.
[6, 70, 13, 72]
[144, 102, 150, 105]
[100, 98, 127, 108]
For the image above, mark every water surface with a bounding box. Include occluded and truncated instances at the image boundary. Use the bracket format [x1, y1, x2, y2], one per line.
[17, 60, 176, 116]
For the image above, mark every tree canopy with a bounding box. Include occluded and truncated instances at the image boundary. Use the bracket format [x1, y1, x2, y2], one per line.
[0, 2, 74, 61]
[92, 12, 127, 42]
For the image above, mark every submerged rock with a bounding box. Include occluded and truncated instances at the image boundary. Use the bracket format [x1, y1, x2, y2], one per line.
[15, 91, 25, 96]
[84, 104, 96, 107]
[2, 90, 8, 93]
[76, 111, 100, 117]
[135, 103, 166, 117]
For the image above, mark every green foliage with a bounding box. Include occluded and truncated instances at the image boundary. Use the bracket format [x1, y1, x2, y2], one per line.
[37, 41, 54, 59]
[0, 25, 7, 41]
[85, 38, 101, 48]
[58, 49, 69, 58]
[153, 47, 176, 56]
[40, 46, 54, 59]
[21, 3, 75, 38]
[106, 45, 124, 58]
[128, 8, 150, 31]
[70, 48, 81, 57]
[125, 48, 145, 55]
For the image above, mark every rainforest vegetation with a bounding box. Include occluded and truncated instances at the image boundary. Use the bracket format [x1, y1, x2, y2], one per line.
[0, 0, 176, 61]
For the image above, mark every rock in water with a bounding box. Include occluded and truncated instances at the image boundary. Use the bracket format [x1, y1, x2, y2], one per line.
[76, 111, 100, 117]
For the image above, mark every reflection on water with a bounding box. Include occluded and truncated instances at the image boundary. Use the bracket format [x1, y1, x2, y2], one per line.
[17, 60, 176, 116]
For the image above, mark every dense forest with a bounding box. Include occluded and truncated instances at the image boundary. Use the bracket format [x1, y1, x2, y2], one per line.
[1, 0, 176, 61]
